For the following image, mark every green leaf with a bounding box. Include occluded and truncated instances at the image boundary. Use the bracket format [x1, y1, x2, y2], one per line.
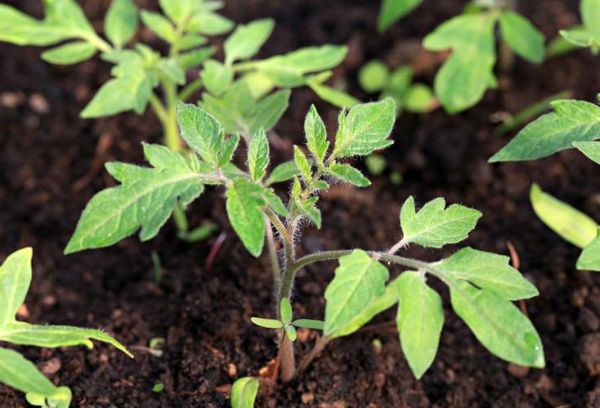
[0, 348, 71, 408]
[307, 82, 360, 109]
[248, 89, 290, 136]
[248, 129, 270, 181]
[577, 235, 600, 271]
[105, 0, 138, 49]
[0, 5, 67, 46]
[294, 146, 312, 181]
[378, 0, 422, 32]
[81, 74, 154, 118]
[263, 189, 288, 217]
[529, 184, 598, 248]
[284, 325, 297, 341]
[293, 319, 324, 330]
[141, 10, 175, 42]
[450, 281, 545, 368]
[299, 196, 322, 228]
[280, 298, 293, 323]
[327, 163, 371, 187]
[179, 46, 215, 70]
[499, 11, 545, 64]
[560, 28, 598, 48]
[324, 250, 389, 335]
[226, 179, 266, 257]
[435, 248, 538, 300]
[399, 196, 481, 248]
[304, 105, 329, 163]
[179, 33, 207, 50]
[202, 60, 234, 96]
[358, 60, 389, 93]
[490, 100, 600, 162]
[250, 318, 283, 329]
[231, 377, 259, 408]
[582, 0, 600, 40]
[225, 19, 274, 64]
[265, 161, 300, 185]
[396, 272, 444, 379]
[157, 58, 185, 85]
[159, 0, 194, 25]
[187, 11, 233, 35]
[41, 41, 97, 65]
[0, 248, 33, 326]
[66, 144, 203, 253]
[332, 98, 396, 158]
[177, 102, 225, 165]
[423, 14, 496, 113]
[573, 141, 600, 164]
[45, 0, 96, 36]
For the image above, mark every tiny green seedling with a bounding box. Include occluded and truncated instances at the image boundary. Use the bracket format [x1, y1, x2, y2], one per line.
[0, 248, 131, 408]
[423, 1, 545, 113]
[65, 99, 545, 407]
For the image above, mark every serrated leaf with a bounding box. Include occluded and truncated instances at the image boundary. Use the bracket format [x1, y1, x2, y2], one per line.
[500, 11, 544, 64]
[141, 10, 175, 43]
[250, 318, 283, 329]
[248, 129, 270, 181]
[529, 184, 598, 248]
[399, 196, 481, 248]
[573, 141, 600, 164]
[231, 377, 259, 408]
[41, 41, 97, 65]
[293, 319, 324, 330]
[396, 272, 443, 379]
[332, 98, 396, 157]
[226, 179, 266, 257]
[577, 235, 600, 271]
[265, 161, 300, 185]
[435, 248, 538, 300]
[423, 14, 496, 113]
[105, 0, 138, 49]
[177, 102, 224, 165]
[450, 281, 545, 368]
[202, 60, 233, 96]
[66, 146, 203, 253]
[327, 163, 370, 187]
[225, 19, 274, 64]
[490, 100, 600, 162]
[0, 248, 33, 326]
[378, 0, 422, 32]
[324, 250, 389, 335]
[294, 146, 312, 181]
[304, 105, 329, 163]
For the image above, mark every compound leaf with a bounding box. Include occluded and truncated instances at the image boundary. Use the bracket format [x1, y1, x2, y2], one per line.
[248, 89, 290, 136]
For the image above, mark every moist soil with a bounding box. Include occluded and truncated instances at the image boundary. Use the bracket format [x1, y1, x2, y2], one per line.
[1, 0, 600, 406]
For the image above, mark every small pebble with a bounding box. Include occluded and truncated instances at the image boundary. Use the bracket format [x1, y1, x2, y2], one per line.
[29, 94, 49, 114]
[227, 363, 237, 378]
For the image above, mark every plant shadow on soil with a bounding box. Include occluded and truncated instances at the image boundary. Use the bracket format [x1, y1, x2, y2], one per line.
[0, 0, 599, 406]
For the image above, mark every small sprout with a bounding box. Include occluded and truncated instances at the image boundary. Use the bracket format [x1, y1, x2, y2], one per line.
[250, 318, 283, 330]
[152, 383, 165, 393]
[148, 337, 165, 358]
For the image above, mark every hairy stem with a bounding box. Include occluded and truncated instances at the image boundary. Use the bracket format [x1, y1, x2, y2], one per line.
[265, 217, 282, 292]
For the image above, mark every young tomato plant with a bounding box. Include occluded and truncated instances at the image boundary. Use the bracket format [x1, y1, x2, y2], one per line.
[65, 98, 544, 406]
[424, 1, 545, 113]
[491, 0, 600, 272]
[0, 248, 131, 408]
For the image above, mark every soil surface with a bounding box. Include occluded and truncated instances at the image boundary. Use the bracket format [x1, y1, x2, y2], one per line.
[1, 0, 600, 407]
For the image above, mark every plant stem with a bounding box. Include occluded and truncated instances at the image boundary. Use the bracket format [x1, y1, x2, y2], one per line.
[162, 80, 182, 151]
[179, 78, 203, 101]
[265, 217, 282, 291]
[296, 335, 330, 376]
[278, 335, 296, 382]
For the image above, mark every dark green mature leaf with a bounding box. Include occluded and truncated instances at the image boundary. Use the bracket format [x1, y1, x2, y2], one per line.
[327, 163, 371, 187]
[573, 141, 600, 164]
[66, 144, 203, 253]
[423, 14, 496, 113]
[490, 100, 600, 162]
[0, 248, 32, 326]
[304, 105, 329, 163]
[247, 129, 270, 181]
[450, 281, 545, 368]
[435, 248, 538, 300]
[399, 197, 481, 248]
[332, 98, 396, 157]
[378, 0, 422, 32]
[224, 19, 274, 64]
[529, 184, 598, 248]
[202, 60, 233, 96]
[231, 377, 259, 408]
[41, 41, 97, 65]
[324, 250, 389, 335]
[499, 11, 544, 64]
[105, 0, 138, 49]
[396, 272, 444, 379]
[226, 179, 266, 257]
[578, 235, 600, 271]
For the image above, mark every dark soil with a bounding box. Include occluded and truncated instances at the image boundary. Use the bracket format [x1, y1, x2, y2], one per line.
[1, 0, 600, 406]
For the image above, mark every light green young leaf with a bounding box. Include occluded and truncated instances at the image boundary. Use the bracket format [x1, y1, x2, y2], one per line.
[105, 0, 138, 49]
[141, 10, 175, 43]
[294, 146, 312, 181]
[396, 272, 444, 379]
[226, 179, 266, 257]
[307, 82, 360, 109]
[81, 74, 153, 118]
[293, 319, 324, 330]
[225, 19, 274, 64]
[529, 184, 598, 248]
[378, 0, 422, 32]
[0, 248, 33, 326]
[560, 28, 598, 48]
[358, 60, 389, 93]
[250, 318, 283, 329]
[202, 60, 234, 96]
[299, 197, 322, 228]
[0, 5, 66, 46]
[423, 14, 496, 113]
[573, 141, 600, 164]
[179, 33, 207, 50]
[577, 235, 600, 271]
[280, 298, 293, 323]
[490, 100, 600, 162]
[231, 377, 259, 408]
[177, 102, 224, 165]
[284, 325, 297, 341]
[157, 58, 185, 85]
[450, 281, 545, 368]
[265, 161, 300, 185]
[332, 98, 396, 158]
[0, 348, 71, 408]
[179, 46, 215, 69]
[582, 0, 600, 40]
[327, 163, 371, 187]
[248, 129, 270, 181]
[435, 248, 538, 300]
[188, 11, 233, 35]
[248, 89, 290, 136]
[159, 0, 194, 25]
[263, 188, 288, 217]
[41, 41, 97, 65]
[499, 11, 544, 64]
[203, 80, 256, 135]
[399, 196, 481, 248]
[66, 145, 203, 253]
[324, 250, 389, 335]
[304, 105, 329, 163]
